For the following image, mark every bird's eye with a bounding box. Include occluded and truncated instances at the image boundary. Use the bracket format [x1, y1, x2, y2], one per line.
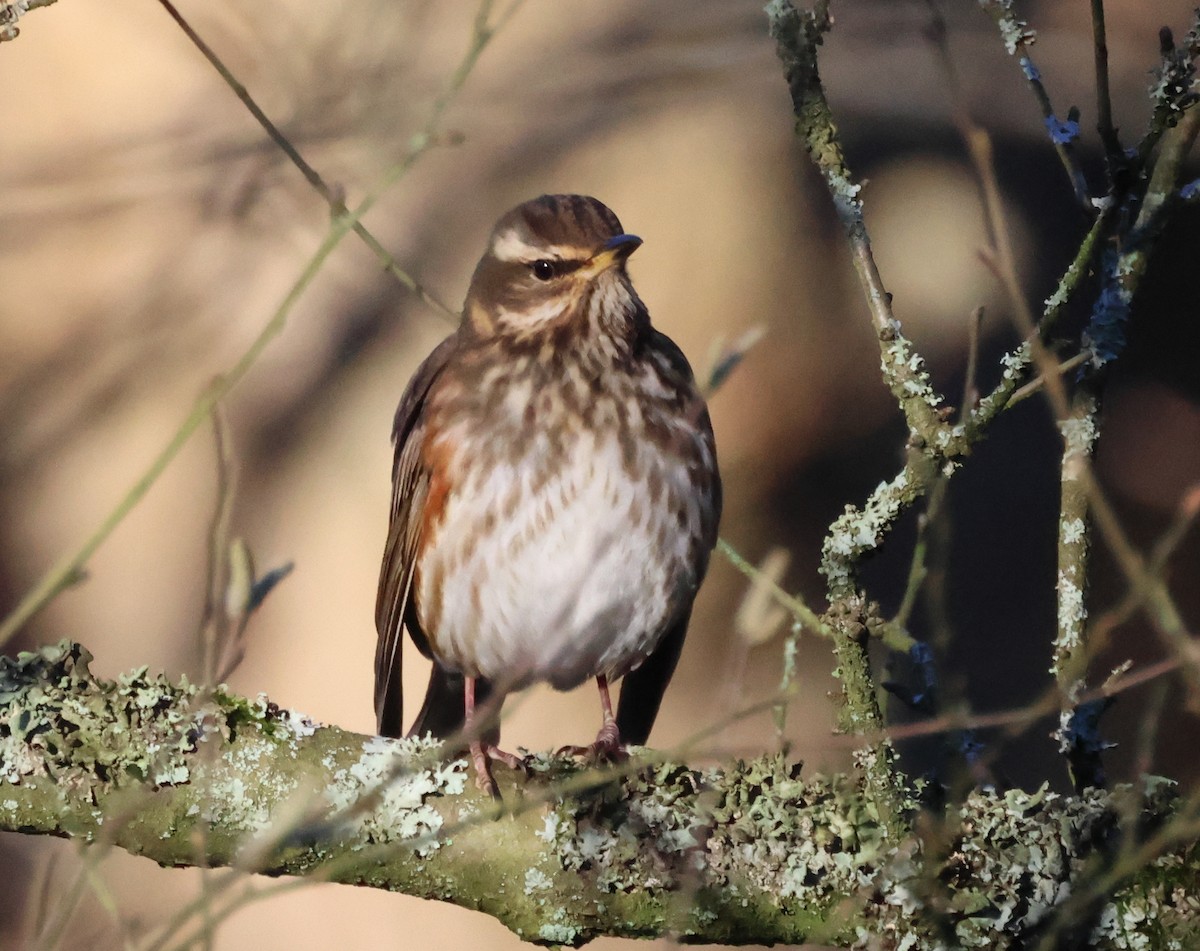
[531, 260, 556, 281]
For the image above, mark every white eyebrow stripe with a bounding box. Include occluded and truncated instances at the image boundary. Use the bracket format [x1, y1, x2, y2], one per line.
[491, 229, 590, 263]
[491, 229, 541, 262]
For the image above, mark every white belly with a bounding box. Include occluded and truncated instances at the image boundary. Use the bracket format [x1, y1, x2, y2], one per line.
[415, 426, 703, 691]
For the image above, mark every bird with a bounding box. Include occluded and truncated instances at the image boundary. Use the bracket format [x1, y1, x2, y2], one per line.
[374, 194, 722, 795]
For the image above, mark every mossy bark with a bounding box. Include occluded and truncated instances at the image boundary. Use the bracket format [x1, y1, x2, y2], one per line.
[1, 641, 1198, 948]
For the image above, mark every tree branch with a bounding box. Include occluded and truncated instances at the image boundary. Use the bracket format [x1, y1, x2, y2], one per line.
[1, 641, 1197, 948]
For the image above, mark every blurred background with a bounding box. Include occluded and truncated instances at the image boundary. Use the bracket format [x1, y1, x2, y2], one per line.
[1, 0, 1198, 948]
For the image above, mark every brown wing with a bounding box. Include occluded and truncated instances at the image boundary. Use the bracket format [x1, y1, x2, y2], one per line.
[374, 334, 458, 737]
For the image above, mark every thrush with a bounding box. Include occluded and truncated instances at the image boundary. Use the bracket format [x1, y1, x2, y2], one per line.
[374, 194, 722, 795]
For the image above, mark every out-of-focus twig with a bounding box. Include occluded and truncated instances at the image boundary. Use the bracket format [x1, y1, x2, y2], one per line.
[0, 1, 512, 648]
[155, 0, 460, 321]
[1090, 0, 1123, 166]
[197, 404, 238, 685]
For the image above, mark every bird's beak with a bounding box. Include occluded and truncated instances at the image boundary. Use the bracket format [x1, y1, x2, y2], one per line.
[587, 233, 643, 274]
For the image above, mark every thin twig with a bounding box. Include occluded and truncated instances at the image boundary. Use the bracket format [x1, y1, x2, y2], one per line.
[155, 0, 459, 320]
[961, 306, 984, 412]
[973, 0, 1091, 206]
[1091, 0, 1123, 164]
[197, 403, 238, 685]
[875, 654, 1183, 746]
[1008, 351, 1092, 406]
[718, 538, 829, 639]
[1052, 392, 1097, 696]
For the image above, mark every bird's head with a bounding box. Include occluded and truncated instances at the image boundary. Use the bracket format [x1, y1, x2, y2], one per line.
[463, 194, 646, 346]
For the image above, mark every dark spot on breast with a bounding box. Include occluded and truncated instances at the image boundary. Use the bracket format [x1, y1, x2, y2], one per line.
[642, 467, 662, 507]
[469, 566, 483, 619]
[621, 429, 639, 471]
[500, 482, 522, 521]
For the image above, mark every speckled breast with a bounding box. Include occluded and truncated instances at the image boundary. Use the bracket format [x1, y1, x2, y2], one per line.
[413, 355, 716, 692]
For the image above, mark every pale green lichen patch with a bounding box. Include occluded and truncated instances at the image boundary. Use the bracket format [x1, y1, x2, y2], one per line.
[281, 707, 319, 739]
[538, 909, 581, 945]
[0, 641, 328, 807]
[0, 641, 211, 790]
[1090, 849, 1200, 949]
[325, 734, 466, 856]
[1059, 413, 1098, 465]
[524, 866, 552, 896]
[979, 0, 1037, 55]
[929, 782, 1181, 948]
[706, 760, 889, 912]
[543, 761, 715, 896]
[198, 732, 290, 835]
[821, 468, 913, 592]
[533, 756, 1188, 948]
[880, 325, 943, 412]
[999, 341, 1032, 381]
[1061, 517, 1086, 545]
[1055, 571, 1086, 646]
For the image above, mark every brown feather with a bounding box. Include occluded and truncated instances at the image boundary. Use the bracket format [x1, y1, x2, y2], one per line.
[374, 334, 458, 737]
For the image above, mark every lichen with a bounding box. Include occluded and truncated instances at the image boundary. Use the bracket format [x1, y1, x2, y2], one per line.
[999, 341, 1032, 381]
[1061, 518, 1086, 545]
[821, 468, 915, 593]
[0, 640, 331, 829]
[528, 755, 1191, 947]
[880, 329, 943, 412]
[0, 0, 30, 42]
[524, 866, 552, 896]
[978, 0, 1036, 56]
[0, 641, 212, 789]
[4, 645, 1196, 947]
[1083, 249, 1136, 369]
[1055, 571, 1086, 646]
[325, 734, 466, 856]
[1060, 413, 1098, 467]
[538, 910, 581, 945]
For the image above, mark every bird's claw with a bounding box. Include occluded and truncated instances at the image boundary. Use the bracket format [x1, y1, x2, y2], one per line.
[557, 720, 628, 764]
[470, 741, 530, 799]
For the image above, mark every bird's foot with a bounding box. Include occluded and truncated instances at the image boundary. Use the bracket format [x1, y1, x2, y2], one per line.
[557, 719, 629, 764]
[469, 741, 528, 799]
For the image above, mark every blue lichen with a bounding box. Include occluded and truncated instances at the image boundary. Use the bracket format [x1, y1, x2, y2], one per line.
[1045, 114, 1080, 145]
[1083, 249, 1134, 369]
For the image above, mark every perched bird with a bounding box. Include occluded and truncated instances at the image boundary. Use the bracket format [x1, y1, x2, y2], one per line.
[374, 194, 721, 794]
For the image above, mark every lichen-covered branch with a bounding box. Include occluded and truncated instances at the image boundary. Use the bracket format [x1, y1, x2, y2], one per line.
[2, 642, 1198, 948]
[975, 0, 1091, 204]
[1054, 397, 1099, 694]
[770, 0, 1200, 816]
[0, 643, 1195, 946]
[1053, 104, 1200, 718]
[1136, 13, 1200, 168]
[768, 0, 942, 835]
[766, 0, 948, 447]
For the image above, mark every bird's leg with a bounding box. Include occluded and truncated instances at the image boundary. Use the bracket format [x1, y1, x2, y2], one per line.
[558, 675, 629, 762]
[463, 676, 524, 798]
[592, 674, 623, 755]
[463, 676, 498, 797]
